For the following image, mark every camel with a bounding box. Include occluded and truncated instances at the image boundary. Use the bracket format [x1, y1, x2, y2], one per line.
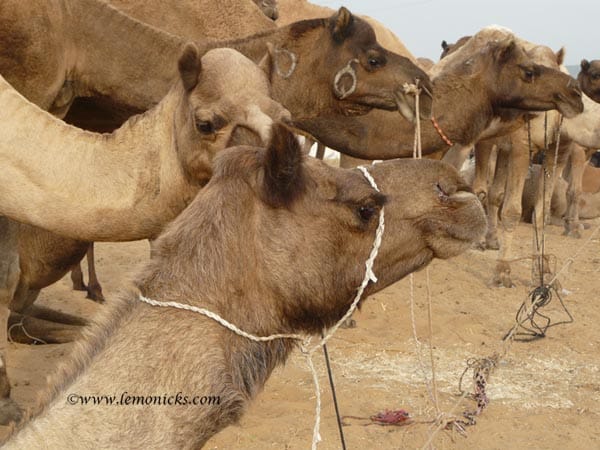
[1, 1, 431, 324]
[522, 163, 600, 225]
[275, 0, 419, 162]
[3, 123, 487, 448]
[578, 59, 600, 103]
[0, 45, 290, 424]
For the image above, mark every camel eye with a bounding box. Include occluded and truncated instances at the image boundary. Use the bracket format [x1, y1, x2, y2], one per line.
[368, 58, 381, 68]
[436, 182, 450, 202]
[358, 205, 376, 222]
[196, 120, 214, 134]
[521, 67, 535, 82]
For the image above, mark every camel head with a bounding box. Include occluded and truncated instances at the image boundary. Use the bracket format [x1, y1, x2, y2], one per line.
[174, 44, 290, 186]
[141, 123, 487, 335]
[479, 38, 582, 118]
[281, 7, 433, 123]
[439, 36, 471, 60]
[578, 59, 600, 103]
[252, 0, 278, 20]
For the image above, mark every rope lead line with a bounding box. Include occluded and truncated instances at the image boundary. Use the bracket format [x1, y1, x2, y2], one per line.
[139, 166, 385, 450]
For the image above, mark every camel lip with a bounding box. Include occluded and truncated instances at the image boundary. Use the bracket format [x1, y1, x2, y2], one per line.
[394, 89, 433, 123]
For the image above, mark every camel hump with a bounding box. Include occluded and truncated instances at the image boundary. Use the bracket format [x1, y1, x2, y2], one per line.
[263, 123, 305, 208]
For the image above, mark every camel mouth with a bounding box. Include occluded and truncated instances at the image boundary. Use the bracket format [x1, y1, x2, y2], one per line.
[556, 96, 584, 118]
[423, 190, 487, 258]
[394, 88, 433, 124]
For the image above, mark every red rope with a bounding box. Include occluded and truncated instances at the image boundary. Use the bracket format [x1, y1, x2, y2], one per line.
[431, 117, 453, 147]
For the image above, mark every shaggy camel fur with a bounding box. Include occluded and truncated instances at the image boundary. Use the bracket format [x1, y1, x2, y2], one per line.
[0, 45, 289, 424]
[578, 59, 600, 103]
[4, 124, 487, 448]
[1, 1, 430, 330]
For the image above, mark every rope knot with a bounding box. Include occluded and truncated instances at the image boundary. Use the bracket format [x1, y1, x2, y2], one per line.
[402, 82, 421, 96]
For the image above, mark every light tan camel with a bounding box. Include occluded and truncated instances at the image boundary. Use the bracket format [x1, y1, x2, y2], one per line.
[1, 1, 430, 323]
[0, 45, 290, 424]
[3, 123, 487, 448]
[578, 59, 600, 103]
[68, 0, 279, 298]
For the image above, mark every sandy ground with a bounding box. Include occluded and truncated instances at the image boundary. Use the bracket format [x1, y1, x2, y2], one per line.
[2, 218, 600, 449]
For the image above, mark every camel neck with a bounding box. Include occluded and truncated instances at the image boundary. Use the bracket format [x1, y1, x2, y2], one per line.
[63, 0, 184, 111]
[216, 22, 335, 118]
[0, 78, 194, 242]
[5, 295, 292, 448]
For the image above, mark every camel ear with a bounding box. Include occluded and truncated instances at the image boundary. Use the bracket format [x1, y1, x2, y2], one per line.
[178, 43, 202, 92]
[330, 7, 354, 43]
[262, 122, 305, 208]
[441, 40, 449, 51]
[581, 59, 590, 72]
[493, 39, 516, 65]
[555, 47, 565, 66]
[258, 43, 275, 82]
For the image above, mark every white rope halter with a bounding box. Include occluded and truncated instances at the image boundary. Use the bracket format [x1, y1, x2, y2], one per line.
[138, 166, 385, 449]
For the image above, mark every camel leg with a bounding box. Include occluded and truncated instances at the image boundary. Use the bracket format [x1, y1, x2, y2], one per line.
[485, 141, 510, 250]
[314, 143, 326, 160]
[493, 137, 530, 288]
[7, 311, 83, 344]
[472, 138, 498, 204]
[70, 263, 86, 292]
[71, 244, 104, 302]
[563, 143, 586, 238]
[0, 217, 23, 424]
[23, 304, 88, 327]
[84, 244, 104, 302]
[532, 141, 570, 234]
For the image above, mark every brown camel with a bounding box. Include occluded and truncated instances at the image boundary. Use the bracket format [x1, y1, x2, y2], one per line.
[0, 45, 290, 424]
[578, 59, 600, 103]
[1, 1, 430, 327]
[3, 123, 487, 448]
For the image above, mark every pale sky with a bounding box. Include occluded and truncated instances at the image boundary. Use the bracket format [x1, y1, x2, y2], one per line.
[310, 0, 599, 67]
